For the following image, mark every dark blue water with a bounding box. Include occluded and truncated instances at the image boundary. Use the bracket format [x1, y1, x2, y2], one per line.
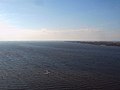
[0, 41, 120, 90]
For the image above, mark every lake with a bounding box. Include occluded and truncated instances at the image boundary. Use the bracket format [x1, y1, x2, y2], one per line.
[0, 41, 120, 90]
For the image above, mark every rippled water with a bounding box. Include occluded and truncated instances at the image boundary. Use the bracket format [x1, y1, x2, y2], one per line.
[0, 41, 120, 90]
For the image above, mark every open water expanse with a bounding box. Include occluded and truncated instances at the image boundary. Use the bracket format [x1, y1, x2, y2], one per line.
[0, 41, 120, 90]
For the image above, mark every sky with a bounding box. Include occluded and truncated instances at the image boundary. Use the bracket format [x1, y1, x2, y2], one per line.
[0, 0, 120, 41]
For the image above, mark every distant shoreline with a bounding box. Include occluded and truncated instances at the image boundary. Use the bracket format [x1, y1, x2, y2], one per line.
[67, 41, 120, 47]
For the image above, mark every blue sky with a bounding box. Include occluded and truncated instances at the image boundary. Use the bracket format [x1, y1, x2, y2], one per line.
[0, 0, 120, 41]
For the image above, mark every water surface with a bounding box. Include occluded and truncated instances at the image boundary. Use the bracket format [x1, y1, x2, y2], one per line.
[0, 41, 120, 90]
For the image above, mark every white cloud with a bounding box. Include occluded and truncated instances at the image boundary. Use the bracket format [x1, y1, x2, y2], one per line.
[0, 21, 119, 41]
